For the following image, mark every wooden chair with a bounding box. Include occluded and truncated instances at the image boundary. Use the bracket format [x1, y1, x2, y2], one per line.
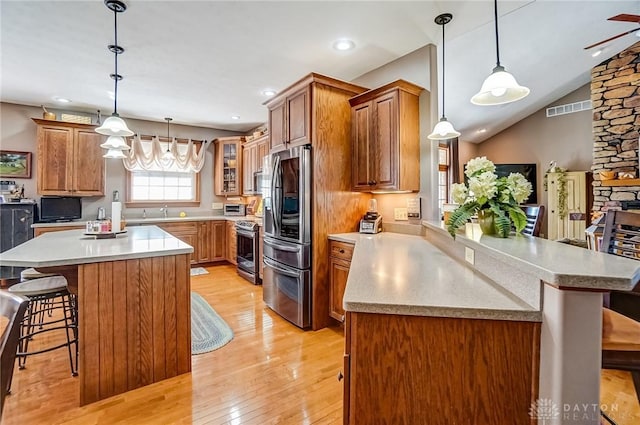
[0, 290, 29, 417]
[599, 210, 640, 406]
[521, 205, 545, 237]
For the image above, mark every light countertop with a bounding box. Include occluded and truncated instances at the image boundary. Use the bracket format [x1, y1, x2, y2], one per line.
[422, 220, 640, 291]
[0, 225, 193, 267]
[32, 215, 263, 227]
[329, 232, 541, 322]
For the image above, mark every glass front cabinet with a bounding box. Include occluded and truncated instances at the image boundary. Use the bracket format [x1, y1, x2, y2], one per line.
[214, 136, 243, 196]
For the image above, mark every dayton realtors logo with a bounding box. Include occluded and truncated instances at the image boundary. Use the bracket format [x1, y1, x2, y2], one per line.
[529, 398, 620, 423]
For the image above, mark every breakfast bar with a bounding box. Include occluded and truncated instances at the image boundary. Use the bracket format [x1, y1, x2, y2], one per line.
[0, 226, 193, 406]
[331, 223, 640, 425]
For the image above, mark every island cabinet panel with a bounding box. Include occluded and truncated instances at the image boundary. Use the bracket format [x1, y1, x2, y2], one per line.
[344, 312, 540, 425]
[77, 254, 191, 405]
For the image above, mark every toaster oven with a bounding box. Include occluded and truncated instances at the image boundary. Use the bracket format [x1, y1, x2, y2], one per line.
[223, 203, 246, 216]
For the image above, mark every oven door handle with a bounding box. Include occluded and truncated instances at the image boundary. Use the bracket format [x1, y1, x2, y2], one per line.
[264, 238, 300, 253]
[236, 228, 257, 238]
[263, 257, 301, 278]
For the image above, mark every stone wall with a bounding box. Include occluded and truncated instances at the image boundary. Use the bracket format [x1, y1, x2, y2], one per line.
[591, 41, 640, 211]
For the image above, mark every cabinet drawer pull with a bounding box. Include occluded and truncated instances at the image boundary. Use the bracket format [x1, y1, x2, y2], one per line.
[339, 249, 345, 254]
[337, 371, 344, 381]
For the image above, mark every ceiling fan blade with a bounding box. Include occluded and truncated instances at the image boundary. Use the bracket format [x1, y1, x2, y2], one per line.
[584, 28, 640, 50]
[608, 14, 640, 23]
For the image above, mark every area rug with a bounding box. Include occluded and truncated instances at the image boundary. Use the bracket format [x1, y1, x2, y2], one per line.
[191, 291, 234, 355]
[190, 267, 209, 276]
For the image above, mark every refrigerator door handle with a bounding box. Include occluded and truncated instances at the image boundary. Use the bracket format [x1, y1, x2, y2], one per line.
[264, 238, 300, 253]
[271, 155, 281, 234]
[264, 257, 302, 278]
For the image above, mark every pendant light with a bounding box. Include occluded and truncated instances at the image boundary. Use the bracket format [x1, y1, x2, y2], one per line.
[161, 117, 175, 166]
[96, 0, 134, 138]
[428, 13, 460, 141]
[471, 0, 530, 106]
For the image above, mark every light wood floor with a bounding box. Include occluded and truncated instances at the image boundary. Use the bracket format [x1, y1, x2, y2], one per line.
[2, 264, 639, 424]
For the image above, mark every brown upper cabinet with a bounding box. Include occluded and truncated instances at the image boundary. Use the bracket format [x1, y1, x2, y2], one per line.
[33, 118, 105, 196]
[348, 80, 423, 192]
[214, 136, 243, 196]
[242, 134, 269, 195]
[266, 85, 311, 152]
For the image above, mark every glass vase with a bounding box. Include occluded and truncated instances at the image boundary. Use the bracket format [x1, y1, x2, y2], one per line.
[477, 209, 495, 235]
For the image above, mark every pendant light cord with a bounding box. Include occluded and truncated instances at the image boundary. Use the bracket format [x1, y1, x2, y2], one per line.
[441, 21, 446, 119]
[113, 8, 119, 115]
[493, 0, 501, 67]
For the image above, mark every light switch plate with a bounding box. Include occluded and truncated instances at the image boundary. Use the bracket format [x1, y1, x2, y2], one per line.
[212, 202, 223, 209]
[465, 247, 475, 265]
[394, 208, 408, 221]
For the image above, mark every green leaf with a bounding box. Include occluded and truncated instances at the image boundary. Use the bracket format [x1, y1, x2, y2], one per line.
[447, 202, 478, 239]
[508, 207, 528, 232]
[494, 214, 511, 237]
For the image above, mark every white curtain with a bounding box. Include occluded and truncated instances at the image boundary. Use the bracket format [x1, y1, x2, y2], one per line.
[122, 135, 211, 172]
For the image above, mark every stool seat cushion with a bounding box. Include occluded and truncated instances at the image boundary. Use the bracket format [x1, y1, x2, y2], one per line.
[20, 268, 58, 280]
[602, 307, 640, 351]
[8, 276, 68, 296]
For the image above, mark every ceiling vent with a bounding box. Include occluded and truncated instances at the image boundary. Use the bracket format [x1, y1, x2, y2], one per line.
[546, 100, 592, 118]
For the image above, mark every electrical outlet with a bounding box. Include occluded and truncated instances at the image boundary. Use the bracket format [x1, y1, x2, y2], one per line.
[394, 208, 408, 221]
[212, 202, 223, 210]
[465, 247, 475, 265]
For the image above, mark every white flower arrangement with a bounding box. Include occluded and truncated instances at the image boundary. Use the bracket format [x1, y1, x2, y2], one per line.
[447, 156, 533, 238]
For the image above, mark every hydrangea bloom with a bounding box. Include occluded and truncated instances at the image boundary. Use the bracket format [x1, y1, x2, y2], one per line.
[450, 183, 468, 205]
[506, 173, 533, 204]
[468, 171, 497, 200]
[464, 156, 495, 178]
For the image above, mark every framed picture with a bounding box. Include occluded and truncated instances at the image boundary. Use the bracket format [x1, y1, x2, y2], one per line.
[0, 150, 32, 178]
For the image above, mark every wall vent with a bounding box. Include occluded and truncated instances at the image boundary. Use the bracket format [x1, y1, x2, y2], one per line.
[546, 100, 592, 118]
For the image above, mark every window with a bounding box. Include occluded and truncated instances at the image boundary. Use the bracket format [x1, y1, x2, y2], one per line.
[438, 144, 450, 215]
[126, 140, 201, 206]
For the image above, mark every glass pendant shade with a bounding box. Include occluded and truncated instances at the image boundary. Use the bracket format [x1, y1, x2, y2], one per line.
[428, 117, 461, 140]
[100, 135, 130, 150]
[103, 148, 127, 159]
[471, 65, 530, 106]
[96, 114, 134, 137]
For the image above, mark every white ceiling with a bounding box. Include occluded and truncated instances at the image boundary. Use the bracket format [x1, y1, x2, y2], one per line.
[1, 0, 639, 144]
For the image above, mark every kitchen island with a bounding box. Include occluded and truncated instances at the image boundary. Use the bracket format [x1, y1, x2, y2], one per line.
[0, 226, 193, 405]
[330, 224, 640, 425]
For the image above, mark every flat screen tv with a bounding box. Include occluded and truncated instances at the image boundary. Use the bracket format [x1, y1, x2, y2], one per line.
[495, 163, 538, 205]
[39, 196, 82, 222]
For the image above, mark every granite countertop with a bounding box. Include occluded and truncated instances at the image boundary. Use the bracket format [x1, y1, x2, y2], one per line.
[0, 225, 193, 267]
[422, 220, 640, 291]
[32, 215, 264, 227]
[329, 232, 541, 322]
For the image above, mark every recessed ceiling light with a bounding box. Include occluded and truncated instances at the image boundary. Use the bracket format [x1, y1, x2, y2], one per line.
[592, 49, 602, 58]
[262, 89, 276, 96]
[54, 97, 71, 103]
[477, 128, 487, 133]
[231, 115, 240, 120]
[333, 39, 355, 51]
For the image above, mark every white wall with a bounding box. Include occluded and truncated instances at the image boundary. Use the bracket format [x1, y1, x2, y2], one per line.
[0, 102, 239, 221]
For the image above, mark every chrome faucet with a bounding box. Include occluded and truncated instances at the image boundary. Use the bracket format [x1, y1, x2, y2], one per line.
[160, 205, 168, 219]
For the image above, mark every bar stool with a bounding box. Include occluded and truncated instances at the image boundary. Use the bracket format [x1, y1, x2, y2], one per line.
[8, 275, 78, 376]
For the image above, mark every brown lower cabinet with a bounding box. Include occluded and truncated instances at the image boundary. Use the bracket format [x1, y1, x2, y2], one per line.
[329, 240, 354, 322]
[157, 221, 225, 265]
[343, 311, 540, 425]
[226, 220, 237, 265]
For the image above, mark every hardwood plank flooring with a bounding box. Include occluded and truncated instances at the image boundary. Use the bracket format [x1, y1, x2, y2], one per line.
[2, 264, 639, 424]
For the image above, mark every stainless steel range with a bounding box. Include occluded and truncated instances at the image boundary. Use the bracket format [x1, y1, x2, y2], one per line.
[235, 220, 261, 284]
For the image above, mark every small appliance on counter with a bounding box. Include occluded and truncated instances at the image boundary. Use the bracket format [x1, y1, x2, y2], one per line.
[223, 203, 246, 216]
[359, 199, 382, 234]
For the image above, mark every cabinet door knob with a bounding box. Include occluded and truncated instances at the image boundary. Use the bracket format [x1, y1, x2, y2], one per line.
[339, 249, 345, 254]
[337, 371, 344, 381]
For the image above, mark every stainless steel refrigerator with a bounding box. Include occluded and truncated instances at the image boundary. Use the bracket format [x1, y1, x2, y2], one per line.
[262, 145, 312, 328]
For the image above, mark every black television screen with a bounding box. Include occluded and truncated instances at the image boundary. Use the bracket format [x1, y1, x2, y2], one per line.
[495, 163, 537, 205]
[40, 196, 82, 222]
